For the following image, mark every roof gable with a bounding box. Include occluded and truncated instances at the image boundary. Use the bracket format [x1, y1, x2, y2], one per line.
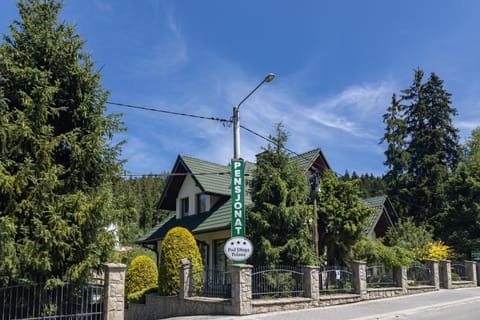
[363, 195, 398, 235]
[291, 148, 331, 174]
[158, 155, 231, 210]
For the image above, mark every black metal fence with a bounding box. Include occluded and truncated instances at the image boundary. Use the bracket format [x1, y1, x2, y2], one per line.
[451, 262, 468, 281]
[319, 266, 354, 294]
[252, 266, 304, 299]
[407, 262, 431, 286]
[191, 267, 231, 298]
[0, 279, 104, 320]
[366, 264, 396, 288]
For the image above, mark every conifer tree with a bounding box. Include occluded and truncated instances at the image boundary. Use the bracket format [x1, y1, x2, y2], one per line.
[316, 170, 372, 266]
[438, 128, 480, 258]
[247, 124, 316, 266]
[381, 69, 460, 228]
[0, 0, 123, 284]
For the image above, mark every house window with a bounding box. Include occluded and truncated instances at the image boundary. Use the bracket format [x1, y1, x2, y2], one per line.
[214, 239, 228, 271]
[197, 194, 207, 213]
[181, 197, 189, 217]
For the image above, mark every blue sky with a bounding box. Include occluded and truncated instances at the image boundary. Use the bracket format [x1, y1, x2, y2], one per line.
[1, 1, 479, 176]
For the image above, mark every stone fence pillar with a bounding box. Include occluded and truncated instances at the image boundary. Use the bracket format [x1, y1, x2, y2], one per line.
[465, 261, 477, 284]
[425, 259, 440, 289]
[179, 258, 192, 299]
[439, 260, 452, 289]
[104, 263, 126, 320]
[393, 266, 407, 293]
[303, 266, 320, 300]
[352, 261, 367, 298]
[231, 264, 253, 315]
[476, 262, 480, 286]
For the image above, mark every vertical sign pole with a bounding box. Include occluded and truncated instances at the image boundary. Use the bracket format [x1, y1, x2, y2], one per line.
[231, 159, 245, 264]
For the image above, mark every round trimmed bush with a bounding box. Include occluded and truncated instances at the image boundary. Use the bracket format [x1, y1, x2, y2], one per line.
[158, 227, 203, 295]
[125, 255, 158, 297]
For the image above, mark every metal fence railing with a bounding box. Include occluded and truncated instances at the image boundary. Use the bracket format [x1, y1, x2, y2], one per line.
[451, 262, 468, 281]
[252, 266, 304, 299]
[191, 267, 231, 298]
[319, 266, 354, 294]
[366, 264, 396, 288]
[407, 262, 431, 286]
[0, 279, 104, 320]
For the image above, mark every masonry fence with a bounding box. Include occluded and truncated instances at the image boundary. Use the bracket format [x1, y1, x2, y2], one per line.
[124, 259, 478, 320]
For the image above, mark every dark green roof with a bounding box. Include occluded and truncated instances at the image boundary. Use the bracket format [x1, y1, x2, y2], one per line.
[291, 148, 331, 173]
[363, 195, 392, 234]
[181, 155, 231, 195]
[137, 197, 231, 244]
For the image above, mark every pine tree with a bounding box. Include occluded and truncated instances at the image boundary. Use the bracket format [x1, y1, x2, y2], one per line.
[316, 170, 373, 266]
[381, 69, 460, 228]
[439, 128, 480, 258]
[247, 123, 316, 266]
[0, 0, 124, 284]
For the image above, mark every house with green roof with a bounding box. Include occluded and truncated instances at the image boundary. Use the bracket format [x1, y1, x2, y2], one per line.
[137, 149, 397, 268]
[137, 149, 331, 268]
[363, 194, 398, 241]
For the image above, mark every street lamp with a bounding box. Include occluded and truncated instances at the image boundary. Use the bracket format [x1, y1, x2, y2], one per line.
[233, 73, 275, 159]
[229, 73, 275, 264]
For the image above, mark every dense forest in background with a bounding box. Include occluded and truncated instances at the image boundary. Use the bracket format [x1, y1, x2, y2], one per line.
[340, 171, 386, 198]
[112, 175, 170, 244]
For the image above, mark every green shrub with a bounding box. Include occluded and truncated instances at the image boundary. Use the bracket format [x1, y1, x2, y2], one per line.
[125, 255, 158, 297]
[158, 227, 203, 295]
[353, 237, 415, 267]
[127, 286, 158, 304]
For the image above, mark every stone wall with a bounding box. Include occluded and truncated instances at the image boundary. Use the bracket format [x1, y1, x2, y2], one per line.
[124, 259, 477, 319]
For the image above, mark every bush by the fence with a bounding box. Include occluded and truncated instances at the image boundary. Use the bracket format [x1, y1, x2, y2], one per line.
[125, 255, 158, 297]
[158, 227, 203, 295]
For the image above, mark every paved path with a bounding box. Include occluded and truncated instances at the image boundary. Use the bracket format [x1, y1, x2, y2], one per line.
[164, 287, 480, 320]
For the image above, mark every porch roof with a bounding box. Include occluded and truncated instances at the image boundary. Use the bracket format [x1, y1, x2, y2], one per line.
[137, 197, 231, 245]
[363, 194, 397, 235]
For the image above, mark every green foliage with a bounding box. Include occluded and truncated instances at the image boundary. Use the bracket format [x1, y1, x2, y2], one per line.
[0, 0, 124, 284]
[247, 123, 317, 266]
[353, 237, 415, 267]
[112, 175, 169, 244]
[109, 245, 156, 266]
[317, 170, 373, 266]
[127, 287, 158, 304]
[387, 217, 433, 261]
[381, 69, 460, 229]
[158, 227, 203, 295]
[125, 255, 158, 297]
[341, 171, 386, 198]
[437, 128, 480, 259]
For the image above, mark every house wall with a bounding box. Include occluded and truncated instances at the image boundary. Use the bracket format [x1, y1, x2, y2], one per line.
[176, 175, 202, 218]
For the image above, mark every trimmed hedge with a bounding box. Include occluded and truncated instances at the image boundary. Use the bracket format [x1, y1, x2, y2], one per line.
[125, 255, 158, 297]
[158, 227, 203, 295]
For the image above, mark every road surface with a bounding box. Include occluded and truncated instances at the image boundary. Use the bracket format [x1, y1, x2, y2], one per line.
[166, 287, 480, 320]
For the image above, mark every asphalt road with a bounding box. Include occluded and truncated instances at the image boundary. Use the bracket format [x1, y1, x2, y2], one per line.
[166, 287, 480, 320]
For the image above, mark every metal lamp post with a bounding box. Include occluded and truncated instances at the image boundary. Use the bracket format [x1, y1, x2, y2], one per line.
[233, 73, 275, 159]
[229, 73, 275, 264]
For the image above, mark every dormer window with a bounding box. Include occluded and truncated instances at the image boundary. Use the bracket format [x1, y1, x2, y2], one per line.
[181, 197, 189, 217]
[197, 194, 207, 213]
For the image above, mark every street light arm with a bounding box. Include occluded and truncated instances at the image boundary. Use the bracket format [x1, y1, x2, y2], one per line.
[236, 73, 275, 110]
[233, 73, 275, 159]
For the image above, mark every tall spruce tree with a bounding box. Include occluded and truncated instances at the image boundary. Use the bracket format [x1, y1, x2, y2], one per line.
[0, 0, 124, 284]
[247, 124, 316, 266]
[316, 170, 372, 266]
[381, 69, 460, 229]
[438, 128, 480, 258]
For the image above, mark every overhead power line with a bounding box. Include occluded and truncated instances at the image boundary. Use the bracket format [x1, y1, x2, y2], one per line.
[106, 101, 232, 124]
[122, 172, 231, 178]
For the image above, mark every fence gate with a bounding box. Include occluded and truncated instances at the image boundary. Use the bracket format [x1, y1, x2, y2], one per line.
[0, 280, 104, 320]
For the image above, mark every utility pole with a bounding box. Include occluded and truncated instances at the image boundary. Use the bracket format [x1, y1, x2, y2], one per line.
[309, 168, 320, 258]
